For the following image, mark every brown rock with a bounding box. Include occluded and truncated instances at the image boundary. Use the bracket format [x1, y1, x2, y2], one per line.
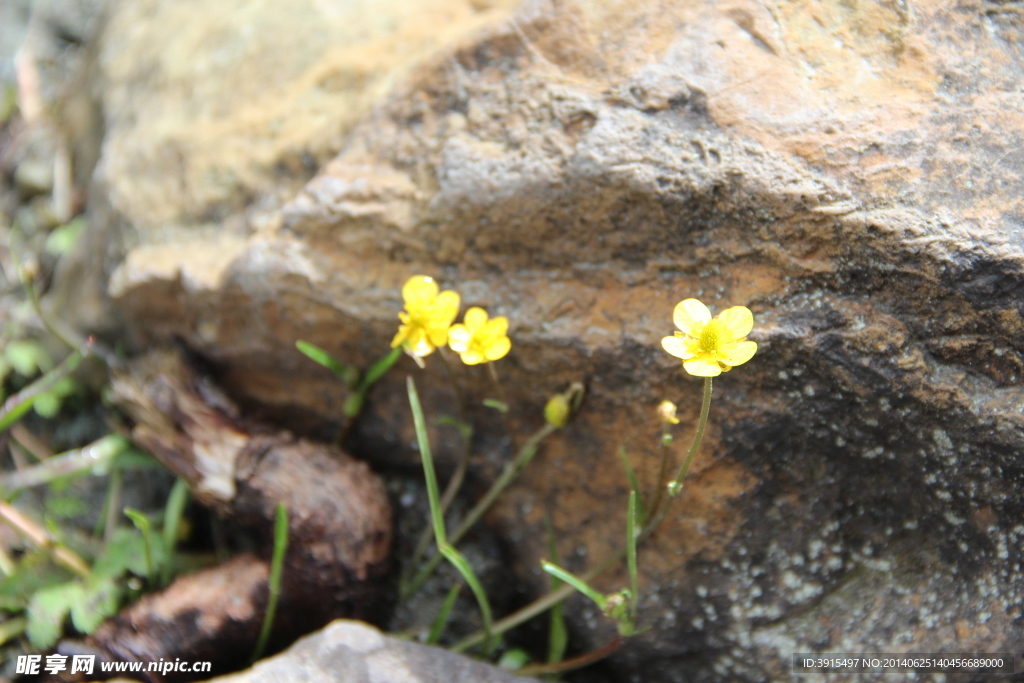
[62, 0, 1024, 680]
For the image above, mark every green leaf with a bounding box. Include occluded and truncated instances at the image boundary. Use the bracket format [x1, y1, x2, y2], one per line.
[45, 495, 86, 519]
[44, 218, 85, 256]
[295, 340, 359, 389]
[5, 340, 51, 377]
[482, 398, 509, 413]
[70, 577, 121, 634]
[26, 581, 83, 649]
[33, 392, 61, 418]
[0, 554, 72, 601]
[93, 527, 150, 578]
[498, 648, 531, 671]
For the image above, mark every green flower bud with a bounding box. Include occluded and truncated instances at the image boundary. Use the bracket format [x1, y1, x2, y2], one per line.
[544, 394, 570, 428]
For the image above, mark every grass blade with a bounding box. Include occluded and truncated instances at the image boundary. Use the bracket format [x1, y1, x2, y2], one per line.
[161, 479, 190, 586]
[540, 561, 606, 609]
[252, 502, 288, 663]
[619, 446, 645, 525]
[626, 490, 638, 620]
[545, 519, 568, 665]
[426, 583, 462, 645]
[407, 377, 446, 545]
[295, 340, 359, 388]
[441, 545, 495, 655]
[123, 508, 155, 583]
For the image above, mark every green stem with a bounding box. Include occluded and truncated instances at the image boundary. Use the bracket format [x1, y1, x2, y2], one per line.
[454, 378, 714, 652]
[161, 478, 190, 586]
[451, 552, 621, 654]
[0, 341, 89, 433]
[667, 377, 713, 496]
[252, 503, 289, 663]
[487, 362, 518, 454]
[407, 377, 446, 545]
[540, 561, 606, 608]
[408, 377, 496, 653]
[402, 422, 558, 600]
[401, 352, 472, 594]
[644, 423, 674, 527]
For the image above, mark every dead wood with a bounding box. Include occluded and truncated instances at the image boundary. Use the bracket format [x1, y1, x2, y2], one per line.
[51, 349, 392, 681]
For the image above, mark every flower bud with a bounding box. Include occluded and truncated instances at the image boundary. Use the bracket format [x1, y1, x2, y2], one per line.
[544, 394, 570, 428]
[657, 400, 679, 425]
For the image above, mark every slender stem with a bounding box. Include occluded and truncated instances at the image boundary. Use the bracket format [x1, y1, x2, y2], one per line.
[435, 350, 472, 514]
[667, 377, 713, 495]
[403, 422, 558, 600]
[451, 551, 622, 653]
[0, 501, 90, 578]
[252, 502, 289, 663]
[408, 378, 446, 545]
[21, 270, 81, 353]
[103, 468, 123, 544]
[487, 363, 518, 453]
[161, 478, 190, 586]
[0, 341, 90, 432]
[0, 434, 128, 493]
[10, 424, 52, 461]
[517, 636, 624, 676]
[644, 424, 673, 527]
[454, 378, 715, 652]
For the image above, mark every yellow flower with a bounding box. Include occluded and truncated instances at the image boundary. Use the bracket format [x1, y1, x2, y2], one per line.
[391, 275, 461, 358]
[447, 307, 511, 365]
[662, 298, 757, 377]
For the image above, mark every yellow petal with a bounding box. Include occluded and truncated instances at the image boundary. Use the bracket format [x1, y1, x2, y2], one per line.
[719, 340, 757, 366]
[447, 324, 470, 352]
[717, 306, 754, 340]
[433, 290, 461, 322]
[484, 335, 511, 361]
[683, 358, 722, 377]
[406, 328, 435, 357]
[463, 307, 488, 330]
[486, 315, 509, 337]
[673, 299, 711, 336]
[662, 335, 695, 359]
[391, 326, 409, 348]
[403, 275, 438, 308]
[460, 350, 485, 365]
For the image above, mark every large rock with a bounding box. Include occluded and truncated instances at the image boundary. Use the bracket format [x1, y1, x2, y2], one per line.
[67, 0, 1024, 680]
[203, 620, 537, 683]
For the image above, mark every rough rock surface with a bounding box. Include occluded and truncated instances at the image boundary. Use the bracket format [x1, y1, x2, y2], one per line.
[202, 619, 537, 683]
[55, 0, 1024, 681]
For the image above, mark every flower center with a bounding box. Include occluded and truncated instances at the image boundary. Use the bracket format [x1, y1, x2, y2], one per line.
[697, 321, 720, 352]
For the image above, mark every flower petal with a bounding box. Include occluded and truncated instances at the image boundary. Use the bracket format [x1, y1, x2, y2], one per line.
[683, 358, 722, 377]
[717, 306, 754, 340]
[487, 315, 509, 337]
[673, 298, 711, 335]
[662, 335, 695, 359]
[463, 307, 488, 330]
[484, 335, 511, 361]
[433, 290, 461, 324]
[391, 326, 409, 348]
[719, 340, 757, 366]
[447, 324, 470, 352]
[403, 275, 438, 308]
[460, 350, 485, 365]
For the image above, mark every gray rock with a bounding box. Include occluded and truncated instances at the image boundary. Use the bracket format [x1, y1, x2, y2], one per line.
[203, 620, 536, 683]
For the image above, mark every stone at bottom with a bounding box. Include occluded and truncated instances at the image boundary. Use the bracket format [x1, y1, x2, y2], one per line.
[203, 620, 536, 683]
